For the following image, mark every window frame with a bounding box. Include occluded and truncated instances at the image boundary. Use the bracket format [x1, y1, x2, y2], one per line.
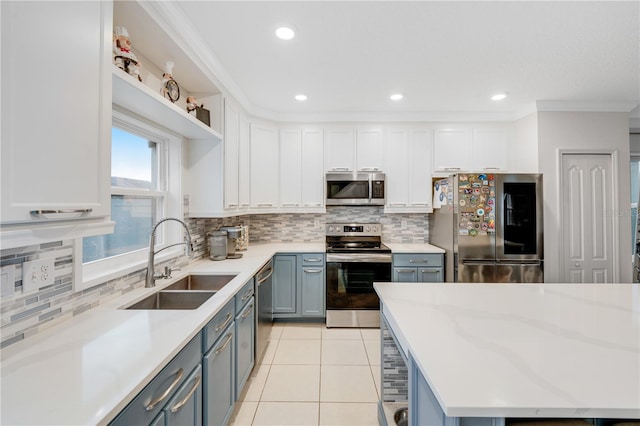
[77, 110, 184, 290]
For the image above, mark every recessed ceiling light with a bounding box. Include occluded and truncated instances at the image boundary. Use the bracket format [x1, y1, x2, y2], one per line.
[491, 93, 508, 101]
[295, 94, 307, 101]
[390, 93, 403, 101]
[275, 26, 295, 40]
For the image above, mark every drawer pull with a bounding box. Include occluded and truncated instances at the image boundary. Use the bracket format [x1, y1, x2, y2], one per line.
[241, 304, 254, 319]
[331, 167, 350, 171]
[304, 258, 323, 262]
[420, 269, 438, 273]
[395, 269, 415, 273]
[215, 333, 233, 354]
[214, 313, 232, 332]
[227, 204, 238, 208]
[241, 288, 254, 301]
[409, 259, 428, 264]
[303, 268, 323, 273]
[145, 368, 184, 411]
[170, 375, 201, 413]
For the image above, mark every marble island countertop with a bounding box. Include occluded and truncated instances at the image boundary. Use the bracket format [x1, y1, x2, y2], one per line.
[375, 282, 640, 419]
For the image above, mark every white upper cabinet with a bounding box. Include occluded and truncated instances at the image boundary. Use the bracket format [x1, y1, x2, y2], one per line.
[356, 127, 385, 172]
[1, 1, 112, 229]
[385, 127, 433, 212]
[280, 129, 303, 208]
[325, 128, 355, 172]
[432, 127, 473, 173]
[250, 123, 279, 210]
[238, 115, 251, 209]
[224, 101, 240, 210]
[280, 128, 325, 211]
[301, 129, 325, 209]
[472, 127, 512, 172]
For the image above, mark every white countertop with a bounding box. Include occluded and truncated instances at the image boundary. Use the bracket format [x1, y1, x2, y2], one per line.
[375, 282, 640, 419]
[0, 243, 323, 426]
[383, 242, 445, 253]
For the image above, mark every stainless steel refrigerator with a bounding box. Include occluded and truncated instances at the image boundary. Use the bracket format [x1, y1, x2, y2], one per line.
[430, 173, 544, 283]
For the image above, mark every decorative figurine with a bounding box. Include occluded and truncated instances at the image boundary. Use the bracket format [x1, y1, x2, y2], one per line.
[186, 96, 198, 114]
[161, 61, 180, 103]
[113, 26, 142, 82]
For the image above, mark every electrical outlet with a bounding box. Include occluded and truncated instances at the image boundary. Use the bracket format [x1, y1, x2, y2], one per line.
[22, 258, 55, 293]
[1, 265, 16, 297]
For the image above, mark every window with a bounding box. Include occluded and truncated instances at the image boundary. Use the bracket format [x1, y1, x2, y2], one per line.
[81, 110, 183, 285]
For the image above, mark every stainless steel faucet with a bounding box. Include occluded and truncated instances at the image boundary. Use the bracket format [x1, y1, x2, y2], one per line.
[145, 218, 193, 288]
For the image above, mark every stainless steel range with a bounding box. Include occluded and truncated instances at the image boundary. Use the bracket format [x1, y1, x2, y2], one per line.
[325, 223, 392, 328]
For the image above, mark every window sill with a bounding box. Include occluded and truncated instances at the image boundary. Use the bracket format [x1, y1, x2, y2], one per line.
[80, 246, 185, 291]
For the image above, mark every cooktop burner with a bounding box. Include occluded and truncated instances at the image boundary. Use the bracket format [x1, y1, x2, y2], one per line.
[325, 223, 390, 253]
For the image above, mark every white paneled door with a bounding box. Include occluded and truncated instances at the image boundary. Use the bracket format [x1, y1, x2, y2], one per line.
[561, 154, 614, 283]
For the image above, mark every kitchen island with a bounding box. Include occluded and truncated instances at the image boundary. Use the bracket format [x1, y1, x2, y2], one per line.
[375, 282, 640, 425]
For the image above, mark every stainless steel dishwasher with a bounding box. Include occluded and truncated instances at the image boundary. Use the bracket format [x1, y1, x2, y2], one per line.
[255, 259, 273, 363]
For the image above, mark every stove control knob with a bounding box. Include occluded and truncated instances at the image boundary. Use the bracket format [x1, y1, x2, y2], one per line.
[365, 226, 370, 232]
[328, 226, 334, 232]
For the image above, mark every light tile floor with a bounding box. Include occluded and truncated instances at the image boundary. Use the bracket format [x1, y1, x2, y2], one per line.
[230, 322, 381, 426]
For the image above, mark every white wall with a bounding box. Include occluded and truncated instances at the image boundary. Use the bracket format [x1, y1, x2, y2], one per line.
[538, 111, 632, 282]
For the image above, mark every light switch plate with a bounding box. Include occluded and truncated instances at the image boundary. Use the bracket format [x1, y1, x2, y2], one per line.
[22, 258, 55, 293]
[1, 265, 16, 297]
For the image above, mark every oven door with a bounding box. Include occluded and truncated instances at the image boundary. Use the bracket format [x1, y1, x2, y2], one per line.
[326, 253, 392, 310]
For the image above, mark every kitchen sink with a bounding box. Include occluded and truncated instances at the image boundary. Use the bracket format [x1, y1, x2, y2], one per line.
[125, 291, 214, 310]
[164, 274, 238, 291]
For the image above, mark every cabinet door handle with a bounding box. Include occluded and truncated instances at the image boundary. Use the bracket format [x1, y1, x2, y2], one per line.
[303, 203, 322, 207]
[443, 167, 461, 171]
[331, 167, 350, 171]
[282, 203, 300, 207]
[214, 333, 233, 354]
[170, 374, 201, 413]
[360, 167, 379, 171]
[145, 368, 184, 411]
[241, 288, 254, 301]
[241, 304, 254, 319]
[388, 203, 407, 206]
[409, 259, 428, 263]
[227, 204, 238, 208]
[411, 203, 429, 206]
[240, 204, 250, 207]
[482, 167, 500, 171]
[30, 209, 92, 218]
[257, 203, 273, 207]
[214, 313, 232, 332]
[395, 268, 415, 273]
[303, 268, 323, 273]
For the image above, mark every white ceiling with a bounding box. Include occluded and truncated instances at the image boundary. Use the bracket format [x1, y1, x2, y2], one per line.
[174, 1, 639, 121]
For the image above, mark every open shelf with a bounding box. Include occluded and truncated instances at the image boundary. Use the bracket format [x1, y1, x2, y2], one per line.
[112, 66, 222, 141]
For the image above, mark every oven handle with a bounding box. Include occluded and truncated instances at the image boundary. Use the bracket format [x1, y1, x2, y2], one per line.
[326, 253, 392, 263]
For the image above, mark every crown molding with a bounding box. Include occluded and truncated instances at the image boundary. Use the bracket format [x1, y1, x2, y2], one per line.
[536, 100, 639, 113]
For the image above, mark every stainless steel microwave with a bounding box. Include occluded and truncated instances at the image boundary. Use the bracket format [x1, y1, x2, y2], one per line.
[326, 172, 385, 206]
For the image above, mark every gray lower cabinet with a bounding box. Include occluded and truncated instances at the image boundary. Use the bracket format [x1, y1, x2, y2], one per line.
[273, 253, 325, 319]
[203, 309, 235, 426]
[163, 364, 203, 425]
[273, 254, 297, 315]
[301, 254, 325, 317]
[109, 335, 201, 426]
[392, 254, 444, 282]
[235, 296, 255, 399]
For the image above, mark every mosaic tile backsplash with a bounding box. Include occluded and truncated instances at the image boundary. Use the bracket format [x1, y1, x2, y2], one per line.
[1, 207, 428, 348]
